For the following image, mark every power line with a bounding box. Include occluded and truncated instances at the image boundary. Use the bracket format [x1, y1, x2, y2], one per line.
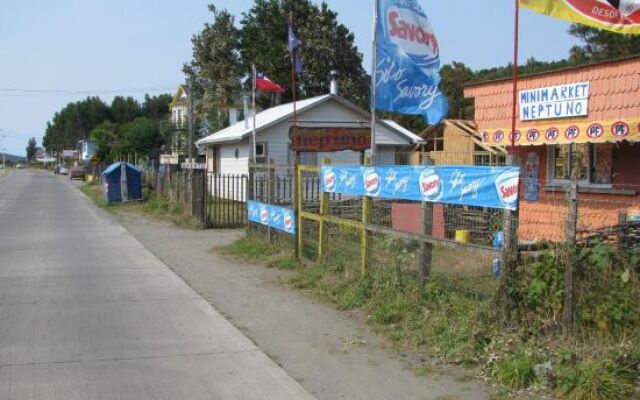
[0, 86, 176, 97]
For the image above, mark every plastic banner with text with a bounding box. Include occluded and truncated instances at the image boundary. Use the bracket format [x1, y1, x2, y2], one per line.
[247, 201, 296, 235]
[521, 0, 640, 35]
[375, 0, 449, 124]
[321, 165, 521, 211]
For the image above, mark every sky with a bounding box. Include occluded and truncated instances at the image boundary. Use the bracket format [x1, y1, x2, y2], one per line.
[0, 0, 580, 156]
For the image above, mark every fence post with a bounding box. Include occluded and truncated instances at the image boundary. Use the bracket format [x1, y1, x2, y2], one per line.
[360, 157, 371, 277]
[497, 154, 520, 325]
[562, 178, 578, 334]
[295, 164, 303, 261]
[318, 158, 331, 262]
[267, 159, 275, 243]
[419, 202, 434, 296]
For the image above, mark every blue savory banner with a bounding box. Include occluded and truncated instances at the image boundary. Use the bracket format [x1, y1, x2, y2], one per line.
[247, 201, 296, 235]
[321, 165, 520, 210]
[375, 0, 449, 124]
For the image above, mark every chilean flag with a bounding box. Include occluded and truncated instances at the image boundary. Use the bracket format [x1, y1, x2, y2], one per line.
[255, 73, 285, 93]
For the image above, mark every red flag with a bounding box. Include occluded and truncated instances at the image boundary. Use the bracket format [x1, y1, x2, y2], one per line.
[255, 73, 285, 93]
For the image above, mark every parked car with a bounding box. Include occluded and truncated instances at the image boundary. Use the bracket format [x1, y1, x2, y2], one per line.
[58, 164, 69, 175]
[15, 163, 23, 169]
[69, 166, 86, 181]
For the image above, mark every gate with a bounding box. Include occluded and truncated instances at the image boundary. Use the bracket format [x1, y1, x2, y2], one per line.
[206, 173, 248, 228]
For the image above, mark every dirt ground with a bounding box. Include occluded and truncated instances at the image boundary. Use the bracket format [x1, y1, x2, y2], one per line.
[116, 212, 493, 400]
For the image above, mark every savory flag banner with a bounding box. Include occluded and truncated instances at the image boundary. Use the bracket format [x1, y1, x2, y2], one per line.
[247, 201, 296, 235]
[521, 0, 640, 34]
[374, 0, 449, 123]
[321, 165, 520, 211]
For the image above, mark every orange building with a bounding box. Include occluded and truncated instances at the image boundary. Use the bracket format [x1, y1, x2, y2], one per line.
[464, 56, 640, 242]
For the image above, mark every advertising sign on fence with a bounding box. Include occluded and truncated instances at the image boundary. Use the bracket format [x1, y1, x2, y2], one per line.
[247, 201, 296, 235]
[321, 165, 520, 210]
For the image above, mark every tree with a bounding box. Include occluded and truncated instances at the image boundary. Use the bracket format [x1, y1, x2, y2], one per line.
[186, 5, 243, 131]
[440, 61, 475, 120]
[142, 94, 172, 120]
[110, 96, 141, 124]
[568, 24, 640, 63]
[26, 137, 37, 162]
[240, 0, 369, 108]
[119, 117, 163, 156]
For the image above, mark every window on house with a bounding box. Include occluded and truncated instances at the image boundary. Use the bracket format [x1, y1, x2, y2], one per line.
[423, 130, 444, 152]
[547, 144, 613, 185]
[255, 143, 266, 159]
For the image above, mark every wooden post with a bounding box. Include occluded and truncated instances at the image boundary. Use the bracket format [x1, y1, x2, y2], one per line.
[295, 164, 303, 261]
[562, 178, 578, 334]
[318, 158, 330, 261]
[498, 154, 520, 325]
[419, 202, 434, 296]
[267, 159, 275, 243]
[360, 157, 371, 277]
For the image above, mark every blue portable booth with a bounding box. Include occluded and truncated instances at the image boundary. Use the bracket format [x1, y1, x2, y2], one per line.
[101, 162, 143, 203]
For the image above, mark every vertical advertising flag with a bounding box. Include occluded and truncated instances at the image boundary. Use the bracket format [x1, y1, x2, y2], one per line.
[521, 0, 640, 34]
[375, 0, 449, 124]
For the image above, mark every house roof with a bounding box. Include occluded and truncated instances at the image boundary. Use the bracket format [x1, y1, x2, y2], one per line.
[420, 120, 507, 155]
[170, 84, 188, 107]
[197, 94, 423, 146]
[463, 56, 640, 131]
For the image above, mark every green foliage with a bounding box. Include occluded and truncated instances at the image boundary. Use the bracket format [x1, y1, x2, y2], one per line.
[239, 0, 369, 109]
[493, 347, 540, 390]
[558, 359, 635, 400]
[569, 24, 640, 64]
[110, 96, 141, 124]
[218, 236, 278, 261]
[186, 5, 242, 129]
[25, 137, 37, 162]
[119, 117, 163, 157]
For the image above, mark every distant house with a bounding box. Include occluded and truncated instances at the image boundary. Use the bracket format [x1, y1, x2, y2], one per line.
[77, 140, 96, 166]
[196, 93, 423, 175]
[169, 85, 258, 157]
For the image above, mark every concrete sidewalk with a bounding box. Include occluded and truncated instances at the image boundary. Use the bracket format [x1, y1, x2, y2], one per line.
[0, 171, 314, 400]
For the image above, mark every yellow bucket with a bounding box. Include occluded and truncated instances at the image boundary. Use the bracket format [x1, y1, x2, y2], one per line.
[455, 230, 471, 243]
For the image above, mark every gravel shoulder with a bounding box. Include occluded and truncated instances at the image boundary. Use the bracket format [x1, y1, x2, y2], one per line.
[115, 211, 492, 400]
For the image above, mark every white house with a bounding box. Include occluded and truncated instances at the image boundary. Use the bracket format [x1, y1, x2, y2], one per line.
[196, 93, 423, 175]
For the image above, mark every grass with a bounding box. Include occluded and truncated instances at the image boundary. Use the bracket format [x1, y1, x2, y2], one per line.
[218, 233, 640, 399]
[79, 181, 202, 229]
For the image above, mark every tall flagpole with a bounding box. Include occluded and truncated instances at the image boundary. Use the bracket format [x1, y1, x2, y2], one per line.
[370, 0, 378, 165]
[510, 0, 520, 155]
[290, 16, 298, 146]
[252, 64, 257, 164]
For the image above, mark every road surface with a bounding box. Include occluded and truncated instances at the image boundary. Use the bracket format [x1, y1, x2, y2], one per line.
[0, 170, 314, 400]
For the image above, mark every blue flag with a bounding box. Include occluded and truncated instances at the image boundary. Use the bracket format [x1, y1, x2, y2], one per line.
[288, 23, 304, 74]
[375, 0, 449, 124]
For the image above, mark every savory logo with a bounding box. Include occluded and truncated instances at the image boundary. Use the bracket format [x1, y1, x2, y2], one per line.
[419, 167, 442, 201]
[323, 168, 336, 192]
[363, 168, 381, 196]
[494, 170, 520, 208]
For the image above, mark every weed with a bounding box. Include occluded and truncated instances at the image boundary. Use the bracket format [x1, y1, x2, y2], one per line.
[289, 265, 325, 289]
[218, 236, 277, 261]
[493, 347, 540, 389]
[558, 359, 635, 400]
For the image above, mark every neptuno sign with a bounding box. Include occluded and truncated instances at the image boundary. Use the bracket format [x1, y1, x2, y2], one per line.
[519, 82, 590, 121]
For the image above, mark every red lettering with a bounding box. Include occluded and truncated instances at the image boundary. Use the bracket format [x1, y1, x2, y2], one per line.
[422, 179, 439, 192]
[388, 11, 439, 54]
[500, 185, 517, 199]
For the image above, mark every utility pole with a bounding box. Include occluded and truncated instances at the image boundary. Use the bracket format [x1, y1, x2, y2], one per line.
[188, 74, 195, 163]
[0, 133, 6, 169]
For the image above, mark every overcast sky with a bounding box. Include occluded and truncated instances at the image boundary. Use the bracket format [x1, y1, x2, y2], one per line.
[0, 0, 579, 156]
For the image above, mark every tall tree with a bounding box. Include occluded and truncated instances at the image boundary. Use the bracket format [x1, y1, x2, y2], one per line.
[110, 96, 141, 124]
[26, 137, 37, 162]
[568, 24, 640, 63]
[142, 94, 172, 120]
[240, 0, 369, 109]
[186, 5, 243, 131]
[440, 62, 475, 120]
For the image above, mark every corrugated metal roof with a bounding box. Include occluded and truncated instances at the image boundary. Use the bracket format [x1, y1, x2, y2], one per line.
[197, 94, 423, 146]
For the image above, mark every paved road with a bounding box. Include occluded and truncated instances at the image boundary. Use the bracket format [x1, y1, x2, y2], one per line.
[0, 170, 314, 400]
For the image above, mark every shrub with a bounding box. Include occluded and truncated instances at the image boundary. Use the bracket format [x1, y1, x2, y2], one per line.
[493, 347, 540, 389]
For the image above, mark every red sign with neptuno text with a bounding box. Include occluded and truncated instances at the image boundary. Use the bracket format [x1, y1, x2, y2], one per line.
[290, 128, 371, 152]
